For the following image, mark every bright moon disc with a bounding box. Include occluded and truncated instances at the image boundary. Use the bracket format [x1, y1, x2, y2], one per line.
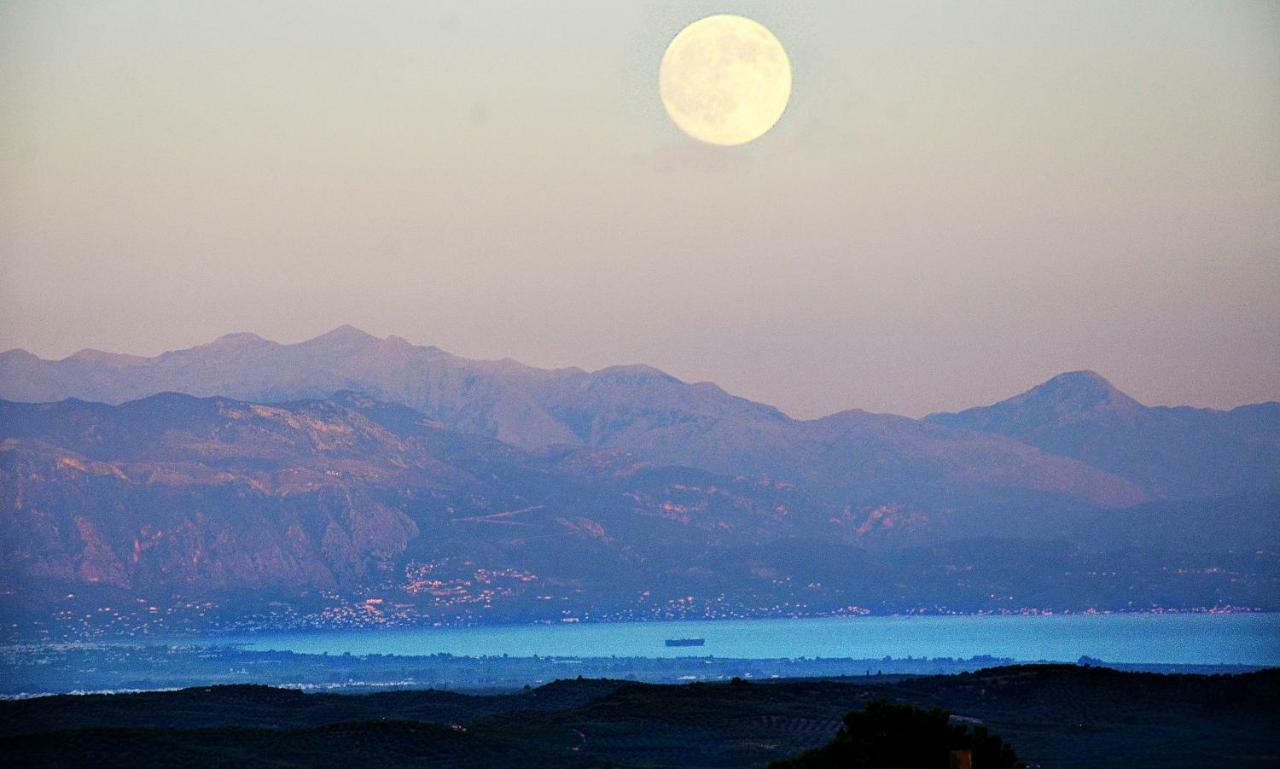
[659, 15, 792, 146]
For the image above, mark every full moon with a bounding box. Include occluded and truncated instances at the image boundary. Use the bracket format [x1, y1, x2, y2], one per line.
[659, 15, 792, 146]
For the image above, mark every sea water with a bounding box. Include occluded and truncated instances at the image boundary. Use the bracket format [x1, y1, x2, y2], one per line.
[216, 613, 1280, 665]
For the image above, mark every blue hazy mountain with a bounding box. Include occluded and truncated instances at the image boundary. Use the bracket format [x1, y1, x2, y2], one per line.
[0, 328, 1155, 508]
[1, 330, 1277, 632]
[926, 370, 1280, 499]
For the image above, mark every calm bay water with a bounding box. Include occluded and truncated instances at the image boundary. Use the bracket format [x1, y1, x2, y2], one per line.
[220, 613, 1280, 665]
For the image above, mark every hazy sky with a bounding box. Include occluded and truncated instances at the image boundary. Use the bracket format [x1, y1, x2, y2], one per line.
[2, 1, 1277, 417]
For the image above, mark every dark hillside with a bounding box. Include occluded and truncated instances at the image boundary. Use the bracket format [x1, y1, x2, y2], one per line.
[3, 666, 1277, 768]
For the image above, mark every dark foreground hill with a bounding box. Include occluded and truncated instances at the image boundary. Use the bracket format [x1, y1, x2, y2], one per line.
[3, 665, 1278, 769]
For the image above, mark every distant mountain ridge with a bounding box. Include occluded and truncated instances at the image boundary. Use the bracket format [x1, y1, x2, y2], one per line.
[926, 370, 1280, 498]
[4, 391, 1276, 633]
[0, 326, 783, 450]
[3, 329, 1278, 632]
[4, 328, 1276, 506]
[1, 329, 1163, 514]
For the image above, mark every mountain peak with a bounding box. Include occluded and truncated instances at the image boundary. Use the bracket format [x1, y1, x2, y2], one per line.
[0, 348, 41, 362]
[926, 370, 1144, 435]
[313, 325, 377, 343]
[65, 348, 149, 366]
[1023, 370, 1140, 411]
[296, 325, 381, 352]
[1047, 369, 1110, 386]
[171, 333, 277, 359]
[590, 364, 682, 386]
[207, 331, 271, 348]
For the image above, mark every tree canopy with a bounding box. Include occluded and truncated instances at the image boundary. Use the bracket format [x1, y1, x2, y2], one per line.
[769, 700, 1022, 769]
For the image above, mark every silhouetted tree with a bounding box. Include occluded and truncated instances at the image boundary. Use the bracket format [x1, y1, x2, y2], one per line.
[768, 700, 1022, 769]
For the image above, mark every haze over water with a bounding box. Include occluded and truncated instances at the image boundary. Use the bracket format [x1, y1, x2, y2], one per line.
[222, 613, 1280, 666]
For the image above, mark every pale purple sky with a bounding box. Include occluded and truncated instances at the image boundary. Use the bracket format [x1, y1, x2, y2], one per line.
[1, 0, 1277, 417]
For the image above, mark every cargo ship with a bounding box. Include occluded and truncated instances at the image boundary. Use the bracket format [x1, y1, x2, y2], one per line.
[664, 637, 706, 647]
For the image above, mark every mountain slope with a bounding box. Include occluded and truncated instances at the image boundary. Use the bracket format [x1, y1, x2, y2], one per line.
[0, 327, 582, 447]
[0, 393, 844, 609]
[1071, 492, 1280, 553]
[0, 330, 1146, 513]
[926, 371, 1280, 498]
[0, 327, 784, 451]
[2, 394, 1273, 633]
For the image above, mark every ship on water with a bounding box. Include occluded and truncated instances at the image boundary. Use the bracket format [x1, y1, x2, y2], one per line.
[664, 638, 706, 647]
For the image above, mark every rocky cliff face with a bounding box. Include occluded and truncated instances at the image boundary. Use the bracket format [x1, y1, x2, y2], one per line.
[0, 393, 831, 601]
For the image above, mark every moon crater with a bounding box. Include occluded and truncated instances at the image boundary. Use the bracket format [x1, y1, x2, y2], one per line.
[659, 15, 792, 146]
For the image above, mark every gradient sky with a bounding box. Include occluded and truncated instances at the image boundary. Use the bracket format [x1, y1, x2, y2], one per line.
[2, 0, 1277, 417]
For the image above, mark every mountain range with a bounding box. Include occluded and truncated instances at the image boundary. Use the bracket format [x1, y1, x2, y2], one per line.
[1, 328, 1276, 634]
